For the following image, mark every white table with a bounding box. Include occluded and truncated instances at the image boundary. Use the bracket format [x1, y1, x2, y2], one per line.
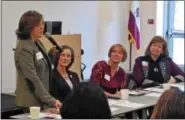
[11, 82, 184, 119]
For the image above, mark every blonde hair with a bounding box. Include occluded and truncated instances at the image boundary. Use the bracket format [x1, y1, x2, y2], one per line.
[108, 44, 127, 62]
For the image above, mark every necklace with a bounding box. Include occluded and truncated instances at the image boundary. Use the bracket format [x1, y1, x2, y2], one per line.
[58, 70, 69, 79]
[57, 67, 70, 80]
[62, 74, 69, 79]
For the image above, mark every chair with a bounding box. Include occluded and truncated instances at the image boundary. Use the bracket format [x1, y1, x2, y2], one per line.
[125, 71, 137, 90]
[1, 93, 25, 119]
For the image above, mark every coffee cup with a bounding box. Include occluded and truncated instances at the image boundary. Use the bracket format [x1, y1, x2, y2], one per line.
[120, 89, 129, 100]
[29, 106, 40, 119]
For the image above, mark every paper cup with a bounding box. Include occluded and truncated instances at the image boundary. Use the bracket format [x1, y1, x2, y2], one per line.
[120, 89, 129, 100]
[163, 83, 171, 90]
[29, 106, 40, 119]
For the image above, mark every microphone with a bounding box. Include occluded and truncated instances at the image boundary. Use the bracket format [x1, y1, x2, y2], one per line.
[81, 49, 84, 55]
[45, 32, 62, 52]
[45, 32, 84, 56]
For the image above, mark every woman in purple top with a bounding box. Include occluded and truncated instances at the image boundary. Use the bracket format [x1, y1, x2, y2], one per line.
[90, 44, 127, 97]
[133, 36, 184, 87]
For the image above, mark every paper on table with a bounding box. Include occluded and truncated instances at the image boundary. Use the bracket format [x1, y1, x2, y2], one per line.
[114, 100, 146, 109]
[108, 99, 119, 106]
[110, 107, 119, 112]
[129, 91, 141, 94]
[28, 112, 61, 119]
[144, 87, 164, 93]
[170, 84, 184, 91]
[129, 90, 146, 95]
[145, 92, 162, 97]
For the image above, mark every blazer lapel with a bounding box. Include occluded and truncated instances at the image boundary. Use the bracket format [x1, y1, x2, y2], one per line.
[56, 70, 72, 91]
[34, 41, 52, 88]
[68, 72, 77, 87]
[141, 60, 149, 79]
[159, 59, 170, 82]
[35, 41, 51, 67]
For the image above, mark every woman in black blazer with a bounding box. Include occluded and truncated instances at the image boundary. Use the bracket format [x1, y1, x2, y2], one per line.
[49, 45, 80, 103]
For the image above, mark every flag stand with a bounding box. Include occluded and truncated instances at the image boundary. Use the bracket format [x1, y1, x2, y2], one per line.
[129, 43, 132, 71]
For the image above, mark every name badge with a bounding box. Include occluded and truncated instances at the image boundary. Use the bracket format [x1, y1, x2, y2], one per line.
[104, 74, 110, 81]
[142, 61, 148, 66]
[51, 64, 55, 70]
[36, 52, 43, 60]
[70, 75, 73, 78]
[142, 61, 148, 68]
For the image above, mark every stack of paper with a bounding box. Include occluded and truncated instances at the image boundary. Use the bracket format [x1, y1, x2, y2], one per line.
[144, 87, 164, 93]
[110, 107, 119, 112]
[108, 99, 119, 106]
[170, 84, 184, 91]
[28, 112, 61, 119]
[113, 100, 146, 109]
[145, 92, 162, 97]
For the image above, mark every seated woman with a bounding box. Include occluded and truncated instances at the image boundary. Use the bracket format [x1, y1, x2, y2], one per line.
[90, 44, 127, 97]
[151, 88, 185, 119]
[49, 45, 80, 103]
[60, 82, 111, 119]
[133, 36, 184, 88]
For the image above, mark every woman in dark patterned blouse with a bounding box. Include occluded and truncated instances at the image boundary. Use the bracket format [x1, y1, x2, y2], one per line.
[90, 44, 127, 97]
[133, 36, 184, 88]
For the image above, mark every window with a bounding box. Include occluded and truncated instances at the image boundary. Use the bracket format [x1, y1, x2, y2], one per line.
[173, 1, 184, 31]
[173, 38, 184, 64]
[164, 1, 184, 67]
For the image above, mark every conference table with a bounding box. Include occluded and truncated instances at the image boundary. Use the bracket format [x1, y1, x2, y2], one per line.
[110, 92, 159, 118]
[110, 82, 184, 118]
[10, 82, 184, 119]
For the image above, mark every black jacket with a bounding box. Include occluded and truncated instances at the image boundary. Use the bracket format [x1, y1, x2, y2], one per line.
[50, 68, 80, 102]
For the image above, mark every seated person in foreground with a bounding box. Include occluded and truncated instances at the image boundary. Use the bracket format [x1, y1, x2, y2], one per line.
[49, 45, 80, 103]
[151, 87, 185, 119]
[60, 82, 111, 119]
[133, 36, 184, 88]
[90, 44, 128, 97]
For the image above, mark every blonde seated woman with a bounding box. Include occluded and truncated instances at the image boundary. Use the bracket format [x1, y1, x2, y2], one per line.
[90, 44, 128, 98]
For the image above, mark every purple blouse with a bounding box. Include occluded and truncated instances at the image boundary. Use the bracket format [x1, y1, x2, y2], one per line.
[90, 60, 127, 90]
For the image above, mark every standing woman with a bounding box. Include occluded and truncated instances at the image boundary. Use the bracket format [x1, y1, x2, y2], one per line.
[49, 45, 80, 103]
[90, 44, 127, 97]
[14, 10, 61, 110]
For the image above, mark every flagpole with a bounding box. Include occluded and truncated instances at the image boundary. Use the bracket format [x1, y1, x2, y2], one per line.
[129, 43, 132, 71]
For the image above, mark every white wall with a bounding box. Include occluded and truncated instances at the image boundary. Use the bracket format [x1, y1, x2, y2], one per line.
[156, 1, 164, 36]
[0, 1, 2, 92]
[2, 1, 157, 93]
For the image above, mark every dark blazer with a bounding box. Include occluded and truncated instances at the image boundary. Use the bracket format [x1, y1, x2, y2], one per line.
[50, 68, 80, 102]
[14, 40, 55, 107]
